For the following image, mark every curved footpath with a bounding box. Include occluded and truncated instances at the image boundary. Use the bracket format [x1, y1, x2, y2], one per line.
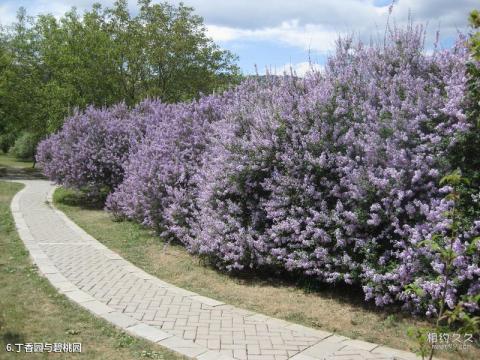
[10, 180, 421, 360]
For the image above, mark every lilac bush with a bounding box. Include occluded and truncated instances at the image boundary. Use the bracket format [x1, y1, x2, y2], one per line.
[191, 26, 479, 313]
[36, 103, 133, 197]
[36, 24, 479, 314]
[106, 94, 232, 241]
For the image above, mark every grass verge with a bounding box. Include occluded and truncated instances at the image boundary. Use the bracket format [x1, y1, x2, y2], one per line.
[0, 153, 33, 169]
[0, 153, 43, 180]
[0, 181, 184, 360]
[53, 187, 480, 360]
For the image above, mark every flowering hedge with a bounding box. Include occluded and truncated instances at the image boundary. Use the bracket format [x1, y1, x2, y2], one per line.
[35, 100, 163, 197]
[106, 94, 233, 241]
[36, 104, 133, 197]
[190, 27, 479, 313]
[37, 25, 479, 314]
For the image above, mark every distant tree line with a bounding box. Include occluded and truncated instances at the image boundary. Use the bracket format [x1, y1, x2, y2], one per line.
[0, 0, 240, 159]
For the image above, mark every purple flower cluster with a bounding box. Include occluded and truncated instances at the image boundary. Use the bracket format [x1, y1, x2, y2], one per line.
[36, 25, 479, 314]
[106, 94, 233, 241]
[36, 103, 133, 196]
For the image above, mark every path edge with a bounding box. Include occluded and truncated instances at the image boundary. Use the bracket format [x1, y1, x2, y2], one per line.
[9, 181, 222, 360]
[9, 180, 424, 360]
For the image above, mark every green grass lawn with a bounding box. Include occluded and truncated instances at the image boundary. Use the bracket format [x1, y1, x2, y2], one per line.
[0, 153, 33, 169]
[0, 181, 185, 360]
[53, 187, 480, 360]
[0, 153, 43, 180]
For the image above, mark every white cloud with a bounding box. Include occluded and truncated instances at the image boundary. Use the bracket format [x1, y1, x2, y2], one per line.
[0, 0, 475, 55]
[207, 20, 341, 53]
[183, 0, 474, 31]
[291, 62, 324, 76]
[280, 61, 324, 77]
[0, 1, 76, 26]
[201, 0, 474, 54]
[255, 61, 324, 77]
[205, 25, 244, 42]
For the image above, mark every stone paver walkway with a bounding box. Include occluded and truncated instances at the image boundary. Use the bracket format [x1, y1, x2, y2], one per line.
[10, 180, 422, 360]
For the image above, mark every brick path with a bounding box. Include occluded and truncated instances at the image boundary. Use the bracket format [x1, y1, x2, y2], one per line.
[10, 180, 421, 360]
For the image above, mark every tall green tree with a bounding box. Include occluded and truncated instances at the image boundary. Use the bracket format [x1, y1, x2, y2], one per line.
[0, 1, 240, 157]
[136, 0, 239, 102]
[1, 9, 44, 139]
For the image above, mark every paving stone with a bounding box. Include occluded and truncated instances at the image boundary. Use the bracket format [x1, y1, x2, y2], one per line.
[29, 251, 49, 260]
[17, 228, 35, 240]
[64, 290, 95, 303]
[103, 311, 139, 328]
[53, 281, 78, 292]
[149, 278, 175, 288]
[371, 346, 422, 360]
[321, 335, 349, 343]
[103, 251, 123, 260]
[340, 340, 379, 352]
[79, 300, 114, 316]
[325, 348, 394, 360]
[169, 287, 199, 297]
[197, 350, 236, 360]
[290, 353, 324, 360]
[37, 265, 58, 274]
[133, 271, 156, 280]
[247, 344, 261, 355]
[234, 348, 248, 360]
[126, 323, 172, 342]
[190, 295, 225, 307]
[159, 336, 207, 357]
[300, 341, 347, 358]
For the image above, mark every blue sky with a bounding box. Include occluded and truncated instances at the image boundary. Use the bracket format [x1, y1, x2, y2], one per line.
[0, 0, 476, 75]
[218, 39, 328, 75]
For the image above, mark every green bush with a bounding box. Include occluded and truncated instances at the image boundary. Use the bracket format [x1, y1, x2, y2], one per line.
[10, 132, 37, 160]
[0, 133, 16, 153]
